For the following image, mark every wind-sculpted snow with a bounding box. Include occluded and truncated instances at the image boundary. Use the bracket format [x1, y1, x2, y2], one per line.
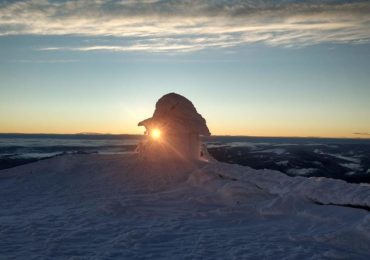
[0, 154, 370, 259]
[199, 162, 370, 209]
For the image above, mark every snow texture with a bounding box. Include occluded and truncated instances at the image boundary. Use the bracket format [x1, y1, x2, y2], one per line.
[1, 154, 370, 259]
[253, 148, 288, 155]
[287, 168, 318, 176]
[314, 150, 361, 164]
[341, 163, 363, 171]
[138, 92, 210, 136]
[276, 160, 289, 166]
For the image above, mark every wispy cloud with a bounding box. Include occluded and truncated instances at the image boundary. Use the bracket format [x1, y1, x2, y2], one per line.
[1, 0, 370, 52]
[11, 59, 77, 63]
[353, 132, 370, 136]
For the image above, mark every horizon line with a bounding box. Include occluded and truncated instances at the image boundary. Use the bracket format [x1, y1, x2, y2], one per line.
[0, 132, 369, 140]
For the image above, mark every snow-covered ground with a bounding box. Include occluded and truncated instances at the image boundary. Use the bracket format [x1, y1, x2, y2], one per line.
[1, 154, 370, 259]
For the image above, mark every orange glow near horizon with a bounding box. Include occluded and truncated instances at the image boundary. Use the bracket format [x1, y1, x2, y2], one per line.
[0, 122, 369, 139]
[1, 86, 369, 139]
[0, 112, 369, 139]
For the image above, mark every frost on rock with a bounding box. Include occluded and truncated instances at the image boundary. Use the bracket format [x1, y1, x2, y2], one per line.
[137, 93, 211, 161]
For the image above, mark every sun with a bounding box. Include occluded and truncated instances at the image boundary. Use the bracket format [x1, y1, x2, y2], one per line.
[151, 128, 161, 140]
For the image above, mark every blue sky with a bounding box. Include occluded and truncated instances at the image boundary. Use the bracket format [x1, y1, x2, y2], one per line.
[1, 0, 370, 137]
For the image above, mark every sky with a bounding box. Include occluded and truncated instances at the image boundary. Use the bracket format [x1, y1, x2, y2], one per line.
[1, 0, 370, 138]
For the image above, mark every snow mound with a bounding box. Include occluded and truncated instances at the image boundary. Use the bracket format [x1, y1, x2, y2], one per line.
[0, 154, 370, 259]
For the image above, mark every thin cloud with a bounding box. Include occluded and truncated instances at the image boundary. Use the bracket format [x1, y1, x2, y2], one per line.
[11, 59, 77, 63]
[353, 132, 370, 136]
[39, 45, 200, 52]
[1, 0, 370, 52]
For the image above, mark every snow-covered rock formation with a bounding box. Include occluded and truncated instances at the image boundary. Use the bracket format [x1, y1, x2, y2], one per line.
[137, 93, 211, 161]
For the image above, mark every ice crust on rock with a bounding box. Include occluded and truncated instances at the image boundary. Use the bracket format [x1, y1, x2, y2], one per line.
[138, 92, 210, 136]
[137, 93, 211, 161]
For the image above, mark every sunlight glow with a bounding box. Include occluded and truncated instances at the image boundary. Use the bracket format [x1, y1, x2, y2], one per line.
[151, 128, 161, 140]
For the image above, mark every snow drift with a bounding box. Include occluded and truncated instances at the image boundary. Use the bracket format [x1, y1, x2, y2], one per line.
[1, 153, 370, 259]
